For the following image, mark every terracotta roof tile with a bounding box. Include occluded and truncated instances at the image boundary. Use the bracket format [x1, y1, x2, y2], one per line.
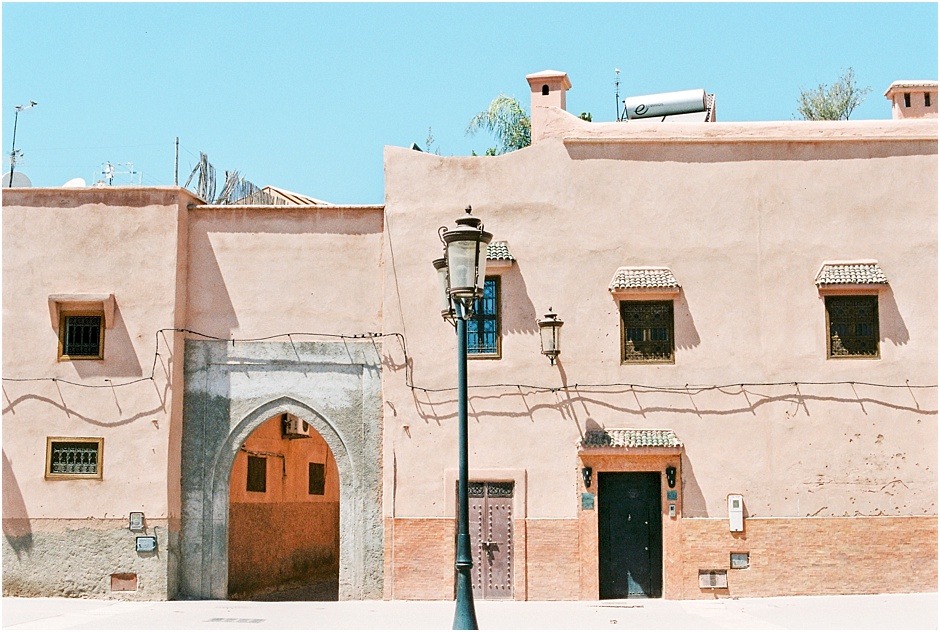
[486, 241, 514, 261]
[609, 267, 680, 291]
[815, 262, 888, 286]
[580, 429, 682, 449]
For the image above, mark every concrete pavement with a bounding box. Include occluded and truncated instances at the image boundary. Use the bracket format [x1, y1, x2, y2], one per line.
[2, 592, 936, 630]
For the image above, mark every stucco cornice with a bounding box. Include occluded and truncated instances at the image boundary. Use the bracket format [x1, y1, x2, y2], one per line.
[563, 120, 938, 145]
[2, 186, 204, 208]
[191, 204, 384, 212]
[533, 105, 938, 145]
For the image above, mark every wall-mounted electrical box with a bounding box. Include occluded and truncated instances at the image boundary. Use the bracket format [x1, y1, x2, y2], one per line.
[668, 503, 676, 518]
[135, 536, 157, 553]
[728, 494, 744, 532]
[128, 512, 145, 532]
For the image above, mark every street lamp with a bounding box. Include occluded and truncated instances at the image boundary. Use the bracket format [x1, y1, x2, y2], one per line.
[433, 205, 492, 630]
[8, 101, 37, 188]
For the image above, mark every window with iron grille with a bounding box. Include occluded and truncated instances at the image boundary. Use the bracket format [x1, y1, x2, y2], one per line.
[308, 462, 325, 496]
[621, 301, 675, 364]
[826, 295, 879, 358]
[246, 456, 267, 493]
[59, 312, 104, 359]
[46, 437, 103, 479]
[467, 277, 500, 358]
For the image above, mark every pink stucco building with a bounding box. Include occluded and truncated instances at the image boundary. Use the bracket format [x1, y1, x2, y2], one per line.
[2, 71, 937, 602]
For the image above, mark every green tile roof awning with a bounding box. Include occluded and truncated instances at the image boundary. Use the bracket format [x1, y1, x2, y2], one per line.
[486, 241, 514, 261]
[815, 261, 888, 286]
[580, 429, 682, 449]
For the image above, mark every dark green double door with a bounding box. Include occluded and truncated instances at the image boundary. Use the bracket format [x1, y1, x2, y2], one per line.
[598, 472, 663, 598]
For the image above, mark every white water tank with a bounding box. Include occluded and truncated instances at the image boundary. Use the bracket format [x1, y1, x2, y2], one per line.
[624, 89, 707, 120]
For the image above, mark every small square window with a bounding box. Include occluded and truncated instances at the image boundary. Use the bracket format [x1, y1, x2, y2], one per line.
[246, 455, 267, 493]
[46, 437, 103, 479]
[308, 462, 325, 496]
[467, 277, 501, 358]
[826, 295, 879, 358]
[621, 300, 675, 364]
[59, 312, 104, 360]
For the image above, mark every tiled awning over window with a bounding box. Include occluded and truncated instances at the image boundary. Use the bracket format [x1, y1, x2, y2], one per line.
[486, 241, 514, 261]
[580, 429, 682, 450]
[815, 261, 888, 286]
[609, 267, 680, 292]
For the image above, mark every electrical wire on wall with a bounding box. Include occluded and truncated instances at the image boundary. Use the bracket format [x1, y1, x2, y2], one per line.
[1, 327, 935, 396]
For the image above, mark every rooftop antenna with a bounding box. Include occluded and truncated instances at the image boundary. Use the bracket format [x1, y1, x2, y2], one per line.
[8, 100, 37, 187]
[614, 69, 621, 122]
[97, 161, 140, 186]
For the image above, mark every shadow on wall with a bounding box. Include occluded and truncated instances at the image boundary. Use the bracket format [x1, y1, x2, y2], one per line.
[186, 222, 239, 339]
[501, 262, 538, 335]
[2, 450, 33, 559]
[679, 451, 707, 518]
[674, 292, 701, 351]
[880, 287, 910, 346]
[70, 303, 143, 379]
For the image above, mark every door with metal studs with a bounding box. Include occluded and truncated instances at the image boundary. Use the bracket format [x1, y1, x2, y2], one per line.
[468, 481, 514, 599]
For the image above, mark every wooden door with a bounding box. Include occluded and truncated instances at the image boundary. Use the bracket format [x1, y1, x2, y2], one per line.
[598, 472, 662, 598]
[468, 481, 514, 599]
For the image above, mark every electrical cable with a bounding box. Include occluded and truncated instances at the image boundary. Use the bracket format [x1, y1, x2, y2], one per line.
[2, 327, 933, 395]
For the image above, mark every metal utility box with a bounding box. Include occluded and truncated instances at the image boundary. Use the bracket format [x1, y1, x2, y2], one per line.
[728, 494, 744, 532]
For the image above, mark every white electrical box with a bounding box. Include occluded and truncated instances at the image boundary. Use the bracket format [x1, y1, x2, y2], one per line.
[728, 494, 744, 532]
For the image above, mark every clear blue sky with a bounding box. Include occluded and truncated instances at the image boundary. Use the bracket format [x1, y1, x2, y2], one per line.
[3, 2, 937, 203]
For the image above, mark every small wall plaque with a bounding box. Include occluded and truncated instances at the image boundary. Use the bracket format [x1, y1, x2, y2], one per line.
[666, 490, 678, 501]
[581, 492, 595, 510]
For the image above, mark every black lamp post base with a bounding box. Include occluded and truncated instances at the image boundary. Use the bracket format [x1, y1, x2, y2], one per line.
[453, 567, 479, 630]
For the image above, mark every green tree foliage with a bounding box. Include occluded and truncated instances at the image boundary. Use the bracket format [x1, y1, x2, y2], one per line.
[796, 68, 872, 121]
[467, 95, 531, 155]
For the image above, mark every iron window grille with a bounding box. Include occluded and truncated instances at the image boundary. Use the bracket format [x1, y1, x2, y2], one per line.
[45, 437, 103, 479]
[308, 462, 325, 495]
[467, 276, 501, 358]
[246, 455, 267, 493]
[59, 312, 104, 360]
[620, 300, 675, 364]
[826, 295, 879, 358]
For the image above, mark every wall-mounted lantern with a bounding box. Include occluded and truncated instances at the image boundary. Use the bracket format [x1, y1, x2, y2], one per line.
[665, 465, 677, 489]
[537, 309, 564, 365]
[581, 466, 593, 489]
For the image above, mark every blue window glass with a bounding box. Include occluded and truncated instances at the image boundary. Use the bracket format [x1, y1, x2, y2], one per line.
[467, 277, 500, 356]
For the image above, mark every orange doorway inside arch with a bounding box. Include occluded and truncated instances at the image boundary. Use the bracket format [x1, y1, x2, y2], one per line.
[228, 413, 340, 600]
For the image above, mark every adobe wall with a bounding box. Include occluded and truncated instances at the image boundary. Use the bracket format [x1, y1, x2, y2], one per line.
[2, 187, 195, 599]
[381, 116, 938, 598]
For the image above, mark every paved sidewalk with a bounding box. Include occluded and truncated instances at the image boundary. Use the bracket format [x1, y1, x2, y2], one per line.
[2, 592, 936, 630]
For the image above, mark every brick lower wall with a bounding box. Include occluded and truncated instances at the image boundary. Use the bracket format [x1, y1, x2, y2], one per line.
[228, 502, 338, 598]
[387, 515, 937, 601]
[678, 516, 938, 599]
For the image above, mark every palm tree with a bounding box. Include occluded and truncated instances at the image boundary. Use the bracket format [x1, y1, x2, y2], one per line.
[466, 95, 531, 154]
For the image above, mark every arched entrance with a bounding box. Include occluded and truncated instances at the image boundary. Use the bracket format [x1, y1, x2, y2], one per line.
[227, 412, 340, 600]
[177, 339, 384, 601]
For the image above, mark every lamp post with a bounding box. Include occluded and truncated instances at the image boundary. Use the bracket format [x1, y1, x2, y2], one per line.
[433, 206, 492, 630]
[8, 101, 37, 188]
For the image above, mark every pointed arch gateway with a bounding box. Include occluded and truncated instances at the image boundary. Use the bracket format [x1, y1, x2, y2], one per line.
[178, 339, 384, 601]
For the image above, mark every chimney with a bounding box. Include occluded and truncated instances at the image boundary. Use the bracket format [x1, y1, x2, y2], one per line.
[526, 70, 572, 143]
[884, 81, 938, 119]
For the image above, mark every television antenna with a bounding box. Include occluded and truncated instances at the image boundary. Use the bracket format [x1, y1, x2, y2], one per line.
[614, 69, 622, 122]
[8, 100, 37, 187]
[95, 161, 141, 186]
